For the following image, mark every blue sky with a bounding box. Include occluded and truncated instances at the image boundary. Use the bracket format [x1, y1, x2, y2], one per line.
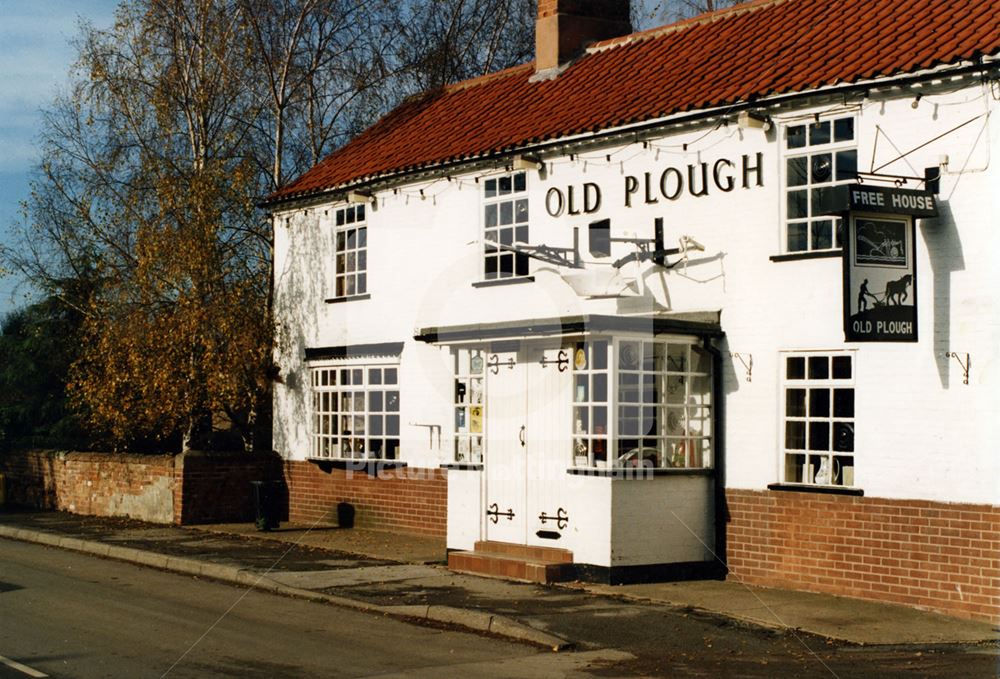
[0, 0, 118, 316]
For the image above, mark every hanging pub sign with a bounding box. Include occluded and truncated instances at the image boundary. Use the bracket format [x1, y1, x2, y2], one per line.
[837, 184, 937, 343]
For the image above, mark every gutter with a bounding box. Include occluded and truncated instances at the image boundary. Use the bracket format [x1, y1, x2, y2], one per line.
[261, 58, 999, 212]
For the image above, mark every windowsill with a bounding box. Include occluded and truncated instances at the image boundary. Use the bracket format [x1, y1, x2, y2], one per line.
[767, 482, 863, 496]
[769, 249, 842, 263]
[440, 462, 483, 471]
[324, 293, 371, 304]
[471, 276, 535, 289]
[307, 458, 407, 475]
[567, 467, 713, 478]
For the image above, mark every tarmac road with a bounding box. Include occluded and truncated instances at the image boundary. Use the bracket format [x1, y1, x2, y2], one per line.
[1, 534, 996, 678]
[0, 540, 624, 678]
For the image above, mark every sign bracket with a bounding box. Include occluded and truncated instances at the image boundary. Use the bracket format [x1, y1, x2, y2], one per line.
[946, 352, 970, 385]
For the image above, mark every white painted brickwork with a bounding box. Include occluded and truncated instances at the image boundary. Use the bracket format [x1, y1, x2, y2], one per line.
[274, 81, 999, 525]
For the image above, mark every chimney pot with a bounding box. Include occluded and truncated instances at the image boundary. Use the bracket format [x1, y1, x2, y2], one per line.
[535, 0, 632, 74]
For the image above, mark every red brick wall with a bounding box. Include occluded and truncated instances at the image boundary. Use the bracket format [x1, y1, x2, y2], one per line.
[0, 450, 176, 523]
[725, 489, 1000, 624]
[284, 461, 447, 537]
[175, 452, 283, 524]
[0, 449, 282, 526]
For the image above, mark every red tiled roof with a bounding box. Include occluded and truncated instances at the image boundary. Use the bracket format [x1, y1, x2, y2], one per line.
[268, 0, 1000, 203]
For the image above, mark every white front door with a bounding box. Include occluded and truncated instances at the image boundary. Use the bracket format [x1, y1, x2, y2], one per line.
[484, 344, 573, 546]
[484, 349, 527, 543]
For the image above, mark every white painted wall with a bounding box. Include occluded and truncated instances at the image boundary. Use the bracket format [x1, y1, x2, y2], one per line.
[273, 80, 999, 523]
[611, 475, 715, 566]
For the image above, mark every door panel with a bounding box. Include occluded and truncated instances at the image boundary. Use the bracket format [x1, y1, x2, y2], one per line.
[484, 350, 526, 543]
[526, 344, 573, 546]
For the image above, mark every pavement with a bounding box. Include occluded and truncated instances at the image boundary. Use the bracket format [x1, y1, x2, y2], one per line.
[1, 510, 996, 651]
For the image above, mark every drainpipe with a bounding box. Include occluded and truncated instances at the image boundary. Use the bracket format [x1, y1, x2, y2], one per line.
[702, 337, 727, 580]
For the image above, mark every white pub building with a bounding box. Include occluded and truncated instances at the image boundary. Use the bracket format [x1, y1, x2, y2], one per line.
[264, 0, 1000, 623]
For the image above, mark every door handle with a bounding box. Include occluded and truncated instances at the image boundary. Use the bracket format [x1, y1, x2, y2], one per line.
[519, 425, 526, 447]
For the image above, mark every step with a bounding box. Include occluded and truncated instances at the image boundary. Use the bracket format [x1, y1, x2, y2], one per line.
[448, 550, 575, 584]
[472, 540, 574, 564]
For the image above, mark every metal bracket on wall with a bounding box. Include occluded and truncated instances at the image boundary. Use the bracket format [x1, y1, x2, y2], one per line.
[487, 354, 516, 375]
[408, 422, 441, 448]
[946, 352, 970, 385]
[730, 352, 753, 382]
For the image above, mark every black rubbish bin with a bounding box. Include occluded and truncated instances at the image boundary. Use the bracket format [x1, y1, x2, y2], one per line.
[336, 502, 355, 529]
[251, 480, 280, 531]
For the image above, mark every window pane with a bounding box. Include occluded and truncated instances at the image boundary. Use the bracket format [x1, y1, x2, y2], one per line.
[787, 157, 808, 186]
[485, 204, 498, 227]
[499, 253, 513, 276]
[515, 199, 528, 223]
[809, 388, 830, 417]
[811, 219, 833, 250]
[498, 175, 512, 195]
[593, 373, 608, 402]
[386, 390, 399, 411]
[834, 117, 854, 142]
[786, 421, 806, 449]
[809, 121, 831, 145]
[500, 201, 513, 225]
[787, 190, 808, 219]
[484, 178, 496, 198]
[369, 415, 383, 436]
[808, 421, 830, 450]
[808, 356, 829, 379]
[787, 125, 806, 149]
[833, 388, 854, 418]
[386, 416, 399, 436]
[787, 222, 808, 252]
[786, 389, 806, 417]
[832, 356, 852, 379]
[810, 154, 832, 183]
[786, 356, 806, 379]
[834, 422, 854, 452]
[593, 340, 608, 370]
[513, 172, 526, 192]
[619, 341, 640, 370]
[836, 150, 857, 181]
[369, 391, 383, 411]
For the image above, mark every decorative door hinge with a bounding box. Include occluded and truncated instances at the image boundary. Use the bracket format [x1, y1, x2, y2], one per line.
[487, 354, 516, 375]
[486, 502, 515, 524]
[539, 349, 569, 372]
[538, 507, 569, 530]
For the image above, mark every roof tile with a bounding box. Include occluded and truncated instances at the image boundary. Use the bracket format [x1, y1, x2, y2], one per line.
[269, 0, 1000, 203]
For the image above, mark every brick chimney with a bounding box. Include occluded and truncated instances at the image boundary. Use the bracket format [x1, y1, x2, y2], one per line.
[535, 0, 632, 74]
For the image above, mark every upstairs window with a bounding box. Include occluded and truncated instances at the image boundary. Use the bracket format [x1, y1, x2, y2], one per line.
[483, 172, 529, 280]
[784, 117, 857, 253]
[334, 205, 367, 298]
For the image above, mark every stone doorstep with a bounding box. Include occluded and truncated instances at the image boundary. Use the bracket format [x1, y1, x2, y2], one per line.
[473, 540, 573, 563]
[450, 541, 575, 584]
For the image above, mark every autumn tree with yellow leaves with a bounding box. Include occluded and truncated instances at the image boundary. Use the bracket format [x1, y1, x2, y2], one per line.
[1, 0, 538, 451]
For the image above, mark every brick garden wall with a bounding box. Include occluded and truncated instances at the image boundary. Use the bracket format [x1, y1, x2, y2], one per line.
[174, 451, 283, 524]
[725, 489, 1000, 624]
[0, 449, 282, 525]
[0, 450, 177, 523]
[284, 460, 447, 537]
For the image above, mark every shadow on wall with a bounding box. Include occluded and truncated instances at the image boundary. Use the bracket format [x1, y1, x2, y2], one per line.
[273, 209, 328, 457]
[920, 200, 965, 388]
